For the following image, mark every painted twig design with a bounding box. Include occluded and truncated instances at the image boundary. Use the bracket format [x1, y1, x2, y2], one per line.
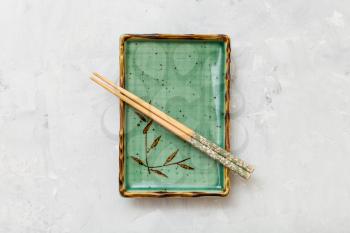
[130, 111, 194, 178]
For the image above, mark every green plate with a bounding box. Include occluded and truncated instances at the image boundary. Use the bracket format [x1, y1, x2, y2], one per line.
[119, 34, 231, 197]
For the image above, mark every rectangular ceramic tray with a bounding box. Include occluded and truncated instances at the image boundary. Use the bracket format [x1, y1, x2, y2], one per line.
[119, 34, 231, 197]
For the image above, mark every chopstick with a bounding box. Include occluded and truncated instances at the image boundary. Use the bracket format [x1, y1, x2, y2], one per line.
[93, 72, 254, 174]
[91, 73, 253, 179]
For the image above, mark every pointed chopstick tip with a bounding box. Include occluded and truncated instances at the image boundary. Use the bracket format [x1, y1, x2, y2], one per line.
[92, 72, 103, 79]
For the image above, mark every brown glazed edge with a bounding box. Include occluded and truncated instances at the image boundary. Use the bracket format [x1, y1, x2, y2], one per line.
[119, 34, 231, 198]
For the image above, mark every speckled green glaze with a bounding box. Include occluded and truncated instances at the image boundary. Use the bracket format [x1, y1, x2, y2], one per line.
[123, 39, 227, 192]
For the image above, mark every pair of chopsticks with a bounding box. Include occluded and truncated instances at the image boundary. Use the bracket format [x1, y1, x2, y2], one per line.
[91, 72, 254, 179]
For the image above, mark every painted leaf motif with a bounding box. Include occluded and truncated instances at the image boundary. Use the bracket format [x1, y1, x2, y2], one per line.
[178, 163, 194, 170]
[150, 169, 168, 178]
[135, 111, 147, 122]
[150, 136, 161, 150]
[163, 149, 179, 165]
[143, 120, 153, 134]
[131, 156, 146, 166]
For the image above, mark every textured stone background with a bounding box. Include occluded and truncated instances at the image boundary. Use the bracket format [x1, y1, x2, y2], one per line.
[1, 0, 350, 232]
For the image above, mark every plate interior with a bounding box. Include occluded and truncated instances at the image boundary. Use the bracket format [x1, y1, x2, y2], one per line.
[123, 38, 227, 193]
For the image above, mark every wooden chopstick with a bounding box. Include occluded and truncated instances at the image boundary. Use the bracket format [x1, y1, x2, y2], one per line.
[93, 72, 254, 174]
[91, 73, 252, 179]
